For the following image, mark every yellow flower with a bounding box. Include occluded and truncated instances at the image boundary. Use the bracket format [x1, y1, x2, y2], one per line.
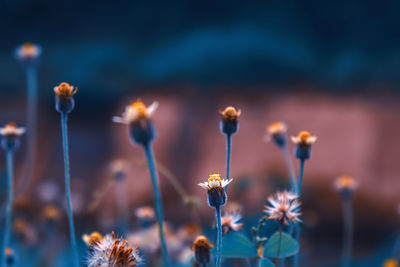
[0, 123, 25, 138]
[291, 131, 317, 145]
[113, 100, 158, 125]
[219, 106, 241, 121]
[198, 172, 232, 190]
[383, 259, 399, 267]
[334, 175, 357, 191]
[82, 232, 103, 247]
[15, 43, 41, 61]
[267, 122, 287, 136]
[53, 82, 78, 99]
[41, 205, 61, 222]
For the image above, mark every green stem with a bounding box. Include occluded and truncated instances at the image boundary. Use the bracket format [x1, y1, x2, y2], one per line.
[143, 143, 170, 266]
[61, 113, 79, 267]
[2, 149, 14, 267]
[216, 205, 222, 267]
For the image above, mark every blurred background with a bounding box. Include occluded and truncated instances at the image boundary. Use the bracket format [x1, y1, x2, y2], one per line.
[0, 0, 400, 266]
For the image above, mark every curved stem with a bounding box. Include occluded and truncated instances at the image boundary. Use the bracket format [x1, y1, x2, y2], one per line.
[296, 159, 305, 196]
[61, 113, 79, 267]
[226, 133, 232, 183]
[2, 149, 14, 267]
[282, 145, 296, 192]
[17, 67, 38, 197]
[215, 205, 222, 267]
[276, 223, 282, 266]
[341, 196, 353, 267]
[143, 144, 170, 266]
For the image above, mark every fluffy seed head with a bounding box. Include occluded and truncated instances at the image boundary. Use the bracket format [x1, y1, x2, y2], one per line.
[264, 191, 301, 226]
[221, 211, 243, 234]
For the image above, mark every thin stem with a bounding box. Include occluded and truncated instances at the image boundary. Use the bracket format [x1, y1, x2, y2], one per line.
[61, 113, 79, 267]
[296, 159, 305, 196]
[215, 205, 222, 267]
[143, 144, 170, 266]
[293, 224, 302, 267]
[226, 133, 232, 182]
[17, 67, 38, 196]
[282, 145, 297, 192]
[341, 196, 353, 267]
[115, 181, 129, 234]
[276, 223, 282, 266]
[2, 149, 14, 267]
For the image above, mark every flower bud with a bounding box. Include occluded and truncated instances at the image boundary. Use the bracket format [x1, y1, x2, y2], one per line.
[219, 106, 241, 135]
[53, 82, 77, 114]
[0, 123, 25, 151]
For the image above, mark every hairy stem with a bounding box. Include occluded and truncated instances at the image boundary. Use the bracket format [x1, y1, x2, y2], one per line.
[61, 113, 79, 267]
[143, 143, 170, 266]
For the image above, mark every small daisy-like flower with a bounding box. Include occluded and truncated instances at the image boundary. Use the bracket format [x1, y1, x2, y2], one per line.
[383, 259, 399, 267]
[88, 232, 142, 267]
[53, 82, 78, 114]
[198, 173, 233, 208]
[41, 205, 61, 223]
[83, 232, 103, 248]
[0, 122, 25, 150]
[264, 191, 301, 226]
[135, 206, 156, 228]
[221, 211, 243, 235]
[334, 175, 357, 198]
[15, 43, 41, 62]
[267, 122, 287, 147]
[291, 131, 317, 160]
[219, 106, 241, 135]
[112, 100, 158, 125]
[113, 100, 158, 146]
[191, 235, 215, 266]
[4, 248, 16, 266]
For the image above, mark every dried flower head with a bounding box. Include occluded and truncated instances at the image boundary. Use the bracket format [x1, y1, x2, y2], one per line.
[219, 106, 241, 135]
[112, 100, 158, 125]
[267, 122, 287, 147]
[221, 211, 243, 234]
[199, 172, 233, 208]
[291, 131, 317, 160]
[191, 236, 215, 265]
[83, 232, 103, 247]
[53, 82, 78, 114]
[15, 43, 41, 61]
[88, 232, 142, 267]
[0, 123, 26, 138]
[41, 205, 61, 222]
[134, 206, 155, 221]
[264, 191, 301, 226]
[334, 175, 357, 192]
[383, 259, 399, 267]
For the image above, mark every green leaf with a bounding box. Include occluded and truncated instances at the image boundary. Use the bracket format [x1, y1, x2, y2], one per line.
[258, 258, 275, 267]
[212, 233, 257, 258]
[264, 231, 298, 258]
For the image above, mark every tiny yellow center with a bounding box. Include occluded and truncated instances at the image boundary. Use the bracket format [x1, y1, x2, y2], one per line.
[298, 131, 311, 142]
[130, 101, 148, 117]
[268, 122, 285, 134]
[207, 173, 222, 187]
[337, 175, 355, 189]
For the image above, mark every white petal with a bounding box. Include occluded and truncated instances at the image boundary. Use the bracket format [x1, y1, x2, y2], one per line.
[147, 101, 159, 116]
[112, 116, 128, 124]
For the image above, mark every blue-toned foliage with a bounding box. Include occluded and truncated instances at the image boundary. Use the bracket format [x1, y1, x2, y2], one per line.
[258, 258, 275, 267]
[264, 231, 299, 259]
[213, 233, 257, 259]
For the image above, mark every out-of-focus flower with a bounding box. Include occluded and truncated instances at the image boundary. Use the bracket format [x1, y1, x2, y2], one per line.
[191, 236, 215, 266]
[110, 159, 130, 181]
[41, 205, 61, 223]
[4, 248, 16, 266]
[221, 211, 243, 235]
[177, 247, 193, 264]
[383, 259, 399, 267]
[264, 191, 301, 226]
[113, 100, 158, 145]
[198, 173, 232, 208]
[88, 232, 142, 267]
[82, 232, 103, 248]
[15, 43, 41, 62]
[219, 106, 241, 135]
[291, 131, 317, 160]
[37, 181, 60, 203]
[267, 122, 287, 147]
[135, 206, 156, 228]
[177, 224, 201, 243]
[53, 82, 78, 114]
[0, 123, 25, 150]
[334, 175, 357, 192]
[13, 219, 37, 245]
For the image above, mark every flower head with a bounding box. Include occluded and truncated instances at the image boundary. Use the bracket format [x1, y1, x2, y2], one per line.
[135, 206, 156, 228]
[267, 122, 287, 147]
[191, 235, 215, 265]
[87, 232, 142, 267]
[221, 211, 243, 234]
[53, 82, 78, 114]
[113, 100, 158, 125]
[199, 173, 232, 208]
[219, 106, 241, 135]
[110, 159, 130, 181]
[113, 100, 158, 145]
[83, 232, 103, 247]
[41, 205, 61, 223]
[264, 191, 301, 226]
[334, 175, 357, 198]
[15, 43, 41, 62]
[0, 122, 25, 150]
[4, 248, 16, 266]
[291, 131, 317, 160]
[383, 259, 399, 267]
